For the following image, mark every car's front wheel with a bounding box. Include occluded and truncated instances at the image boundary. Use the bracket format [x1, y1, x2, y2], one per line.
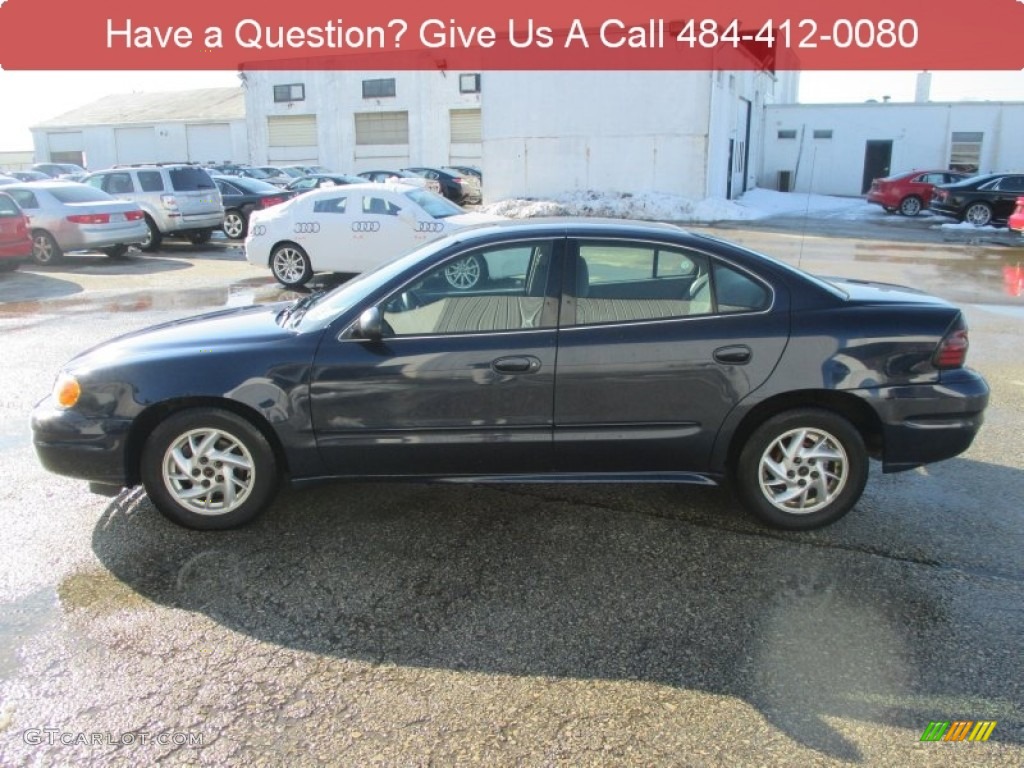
[898, 195, 922, 216]
[735, 408, 868, 530]
[31, 230, 62, 265]
[140, 408, 279, 530]
[270, 243, 312, 287]
[223, 210, 247, 239]
[103, 244, 129, 258]
[963, 202, 993, 227]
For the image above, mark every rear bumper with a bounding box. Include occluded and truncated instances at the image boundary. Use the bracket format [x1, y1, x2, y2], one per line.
[863, 368, 989, 472]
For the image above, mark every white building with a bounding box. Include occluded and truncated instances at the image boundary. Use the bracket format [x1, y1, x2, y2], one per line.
[31, 88, 247, 170]
[239, 70, 482, 171]
[483, 70, 795, 202]
[761, 100, 1024, 196]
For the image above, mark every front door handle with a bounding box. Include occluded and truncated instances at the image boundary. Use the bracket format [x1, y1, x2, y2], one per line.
[492, 356, 542, 374]
[713, 345, 752, 365]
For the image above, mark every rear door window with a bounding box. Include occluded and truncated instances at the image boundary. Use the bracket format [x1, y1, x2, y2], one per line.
[138, 171, 165, 192]
[7, 190, 39, 210]
[169, 167, 215, 191]
[0, 195, 20, 216]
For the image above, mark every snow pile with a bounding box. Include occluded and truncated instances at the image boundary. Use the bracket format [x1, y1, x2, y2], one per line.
[481, 188, 870, 223]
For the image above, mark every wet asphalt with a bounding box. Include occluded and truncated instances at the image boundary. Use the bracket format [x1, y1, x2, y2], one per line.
[0, 217, 1022, 767]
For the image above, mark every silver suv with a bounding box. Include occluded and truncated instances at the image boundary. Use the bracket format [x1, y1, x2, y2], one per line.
[83, 164, 224, 250]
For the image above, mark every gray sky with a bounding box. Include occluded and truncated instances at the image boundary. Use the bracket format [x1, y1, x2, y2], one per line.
[1, 69, 1022, 153]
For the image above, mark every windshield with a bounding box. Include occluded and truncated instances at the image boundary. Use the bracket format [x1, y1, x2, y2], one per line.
[295, 237, 458, 330]
[403, 187, 464, 219]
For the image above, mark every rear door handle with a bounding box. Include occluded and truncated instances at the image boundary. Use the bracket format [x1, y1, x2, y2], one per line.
[713, 345, 752, 365]
[492, 356, 541, 374]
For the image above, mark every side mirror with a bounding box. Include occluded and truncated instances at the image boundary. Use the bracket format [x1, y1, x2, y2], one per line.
[357, 307, 384, 341]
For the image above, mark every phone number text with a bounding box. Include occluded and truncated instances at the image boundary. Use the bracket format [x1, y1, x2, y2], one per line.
[671, 19, 919, 49]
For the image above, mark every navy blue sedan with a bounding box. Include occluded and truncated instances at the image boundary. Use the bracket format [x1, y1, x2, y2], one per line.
[32, 220, 988, 531]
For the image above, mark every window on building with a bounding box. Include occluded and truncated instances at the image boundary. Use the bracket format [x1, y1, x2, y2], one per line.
[362, 78, 397, 99]
[813, 129, 833, 139]
[459, 74, 481, 94]
[273, 84, 305, 103]
[949, 131, 983, 172]
[777, 129, 797, 140]
[354, 112, 409, 145]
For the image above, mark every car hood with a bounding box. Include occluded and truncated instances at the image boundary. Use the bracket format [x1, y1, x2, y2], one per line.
[67, 303, 297, 371]
[825, 277, 953, 307]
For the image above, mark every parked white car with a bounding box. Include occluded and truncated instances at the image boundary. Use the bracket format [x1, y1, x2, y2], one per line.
[245, 183, 503, 287]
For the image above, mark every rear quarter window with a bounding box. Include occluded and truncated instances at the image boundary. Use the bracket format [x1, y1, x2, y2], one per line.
[169, 167, 215, 191]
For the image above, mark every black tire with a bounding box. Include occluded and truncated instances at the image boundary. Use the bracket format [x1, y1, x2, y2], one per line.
[188, 229, 213, 246]
[270, 243, 312, 287]
[443, 254, 487, 290]
[734, 408, 868, 531]
[222, 210, 247, 240]
[140, 215, 163, 252]
[103, 244, 129, 259]
[963, 202, 993, 227]
[31, 230, 63, 265]
[882, 207, 897, 214]
[898, 196, 923, 216]
[140, 408, 279, 530]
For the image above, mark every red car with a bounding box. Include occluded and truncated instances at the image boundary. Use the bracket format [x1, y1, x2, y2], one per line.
[1009, 196, 1024, 233]
[867, 169, 971, 217]
[0, 190, 32, 272]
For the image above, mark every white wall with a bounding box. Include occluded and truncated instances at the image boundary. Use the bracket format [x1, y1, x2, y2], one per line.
[242, 70, 482, 172]
[33, 120, 247, 170]
[761, 102, 1024, 196]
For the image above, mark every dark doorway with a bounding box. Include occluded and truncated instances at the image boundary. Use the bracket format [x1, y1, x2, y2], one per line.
[726, 139, 734, 199]
[861, 140, 892, 193]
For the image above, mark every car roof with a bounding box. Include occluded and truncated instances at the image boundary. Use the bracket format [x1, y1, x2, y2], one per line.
[2, 180, 87, 190]
[296, 182, 418, 197]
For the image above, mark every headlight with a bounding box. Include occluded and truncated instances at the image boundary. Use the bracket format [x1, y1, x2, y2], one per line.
[54, 372, 81, 409]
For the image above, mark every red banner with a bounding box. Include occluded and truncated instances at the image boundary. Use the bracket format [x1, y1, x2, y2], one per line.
[0, 0, 1021, 70]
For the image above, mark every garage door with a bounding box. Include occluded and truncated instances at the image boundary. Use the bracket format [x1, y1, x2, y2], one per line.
[267, 115, 318, 164]
[115, 127, 157, 165]
[449, 108, 482, 166]
[186, 123, 233, 164]
[45, 132, 85, 166]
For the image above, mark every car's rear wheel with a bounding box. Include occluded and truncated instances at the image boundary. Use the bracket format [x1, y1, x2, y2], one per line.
[899, 196, 923, 216]
[188, 229, 213, 245]
[444, 254, 487, 290]
[140, 408, 279, 530]
[223, 210, 247, 239]
[270, 243, 312, 287]
[31, 230, 62, 265]
[735, 408, 868, 530]
[140, 215, 162, 252]
[963, 202, 993, 227]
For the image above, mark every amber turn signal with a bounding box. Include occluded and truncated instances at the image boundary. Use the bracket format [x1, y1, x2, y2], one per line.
[54, 373, 81, 409]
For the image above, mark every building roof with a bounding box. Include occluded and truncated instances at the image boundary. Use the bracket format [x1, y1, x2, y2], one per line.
[33, 88, 244, 129]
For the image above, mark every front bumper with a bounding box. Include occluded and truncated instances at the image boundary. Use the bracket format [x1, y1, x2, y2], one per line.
[31, 397, 132, 487]
[866, 368, 989, 472]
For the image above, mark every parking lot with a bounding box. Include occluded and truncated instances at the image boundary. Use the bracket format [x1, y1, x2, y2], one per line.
[1, 218, 1023, 766]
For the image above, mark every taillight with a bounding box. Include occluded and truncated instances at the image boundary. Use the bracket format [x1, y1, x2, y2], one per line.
[261, 196, 285, 208]
[933, 322, 969, 369]
[67, 213, 110, 224]
[126, 210, 145, 221]
[161, 193, 179, 210]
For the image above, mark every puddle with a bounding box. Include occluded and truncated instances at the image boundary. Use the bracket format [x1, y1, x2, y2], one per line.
[0, 277, 291, 318]
[57, 569, 151, 615]
[0, 589, 60, 678]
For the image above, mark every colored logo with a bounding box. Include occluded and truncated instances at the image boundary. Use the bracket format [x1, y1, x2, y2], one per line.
[920, 721, 996, 742]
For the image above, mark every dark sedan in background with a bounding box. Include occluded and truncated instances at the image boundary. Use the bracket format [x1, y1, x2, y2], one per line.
[929, 172, 1024, 226]
[402, 166, 482, 205]
[32, 220, 988, 532]
[212, 175, 293, 239]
